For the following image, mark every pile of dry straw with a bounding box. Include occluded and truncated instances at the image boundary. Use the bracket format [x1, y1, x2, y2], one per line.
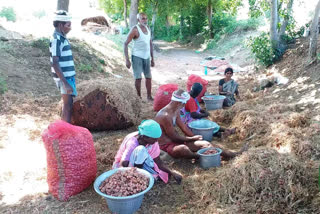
[75, 78, 142, 125]
[191, 148, 318, 213]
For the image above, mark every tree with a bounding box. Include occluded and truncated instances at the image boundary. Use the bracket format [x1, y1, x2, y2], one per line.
[270, 0, 279, 49]
[57, 0, 69, 11]
[308, 0, 320, 61]
[129, 0, 139, 28]
[123, 0, 128, 28]
[150, 0, 159, 40]
[207, 0, 213, 38]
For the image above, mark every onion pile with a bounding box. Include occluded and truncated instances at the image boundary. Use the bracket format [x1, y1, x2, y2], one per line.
[99, 168, 149, 197]
[203, 149, 218, 155]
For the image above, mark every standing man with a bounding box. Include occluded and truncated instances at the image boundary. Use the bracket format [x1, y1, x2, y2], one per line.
[124, 12, 154, 101]
[50, 10, 77, 123]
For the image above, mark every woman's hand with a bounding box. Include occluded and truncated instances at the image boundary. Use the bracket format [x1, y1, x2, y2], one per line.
[171, 172, 182, 184]
[189, 135, 203, 141]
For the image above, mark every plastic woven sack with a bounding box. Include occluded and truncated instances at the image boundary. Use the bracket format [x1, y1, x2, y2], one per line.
[42, 120, 97, 201]
[187, 74, 208, 102]
[153, 84, 179, 111]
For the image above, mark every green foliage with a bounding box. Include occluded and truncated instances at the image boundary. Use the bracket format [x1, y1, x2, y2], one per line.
[77, 63, 93, 73]
[31, 38, 50, 52]
[248, 32, 282, 66]
[123, 27, 130, 34]
[205, 14, 260, 50]
[99, 0, 124, 22]
[249, 0, 269, 18]
[0, 75, 7, 95]
[0, 7, 16, 22]
[32, 9, 46, 19]
[99, 58, 106, 65]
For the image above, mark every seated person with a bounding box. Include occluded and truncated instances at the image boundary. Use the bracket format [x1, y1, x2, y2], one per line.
[219, 67, 240, 107]
[155, 89, 248, 159]
[181, 82, 236, 138]
[113, 119, 182, 184]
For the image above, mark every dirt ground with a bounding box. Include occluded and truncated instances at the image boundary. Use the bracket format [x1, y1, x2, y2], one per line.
[1, 25, 320, 214]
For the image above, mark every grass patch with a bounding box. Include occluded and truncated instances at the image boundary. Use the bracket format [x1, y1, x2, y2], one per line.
[0, 41, 13, 53]
[71, 39, 106, 74]
[207, 33, 249, 56]
[104, 34, 128, 52]
[0, 74, 7, 94]
[31, 37, 50, 52]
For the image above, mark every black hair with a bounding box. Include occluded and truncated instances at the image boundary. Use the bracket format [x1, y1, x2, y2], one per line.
[190, 82, 203, 98]
[224, 67, 233, 75]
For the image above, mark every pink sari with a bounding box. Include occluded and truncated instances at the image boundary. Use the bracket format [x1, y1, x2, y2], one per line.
[113, 132, 169, 183]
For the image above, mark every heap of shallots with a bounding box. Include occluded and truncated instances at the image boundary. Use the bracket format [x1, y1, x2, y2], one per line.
[99, 168, 149, 197]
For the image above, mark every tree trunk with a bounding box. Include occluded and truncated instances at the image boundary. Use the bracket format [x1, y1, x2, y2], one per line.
[207, 0, 213, 39]
[270, 0, 279, 49]
[57, 0, 69, 11]
[151, 13, 157, 40]
[123, 0, 128, 28]
[129, 0, 139, 28]
[151, 1, 158, 40]
[279, 0, 294, 40]
[179, 13, 184, 39]
[166, 15, 170, 36]
[308, 0, 320, 61]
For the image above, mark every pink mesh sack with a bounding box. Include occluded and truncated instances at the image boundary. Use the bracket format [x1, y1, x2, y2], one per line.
[42, 120, 97, 201]
[153, 84, 179, 111]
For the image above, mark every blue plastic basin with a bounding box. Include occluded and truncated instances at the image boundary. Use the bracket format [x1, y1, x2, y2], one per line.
[188, 119, 220, 142]
[94, 168, 154, 214]
[197, 148, 222, 169]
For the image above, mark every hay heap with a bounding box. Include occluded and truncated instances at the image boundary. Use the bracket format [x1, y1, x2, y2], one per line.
[71, 78, 141, 131]
[193, 148, 318, 213]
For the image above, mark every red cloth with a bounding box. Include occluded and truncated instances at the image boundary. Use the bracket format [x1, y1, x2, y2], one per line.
[185, 97, 198, 113]
[160, 142, 187, 157]
[160, 142, 178, 157]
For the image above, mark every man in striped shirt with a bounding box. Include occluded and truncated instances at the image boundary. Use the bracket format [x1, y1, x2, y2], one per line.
[50, 10, 77, 123]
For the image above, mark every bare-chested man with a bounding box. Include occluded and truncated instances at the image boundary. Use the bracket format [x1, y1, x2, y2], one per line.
[155, 89, 248, 159]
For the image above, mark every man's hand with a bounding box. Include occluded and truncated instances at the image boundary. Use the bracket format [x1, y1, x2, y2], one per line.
[126, 59, 131, 69]
[64, 83, 73, 95]
[151, 58, 155, 67]
[171, 172, 182, 184]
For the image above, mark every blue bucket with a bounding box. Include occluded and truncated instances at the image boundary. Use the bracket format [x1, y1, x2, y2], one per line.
[94, 168, 154, 214]
[197, 148, 222, 169]
[188, 119, 220, 142]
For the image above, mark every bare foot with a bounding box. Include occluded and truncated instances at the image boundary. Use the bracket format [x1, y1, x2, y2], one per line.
[229, 128, 236, 135]
[221, 130, 231, 139]
[147, 96, 154, 101]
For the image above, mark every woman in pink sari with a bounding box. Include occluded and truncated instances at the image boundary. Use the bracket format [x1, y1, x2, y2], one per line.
[113, 119, 182, 184]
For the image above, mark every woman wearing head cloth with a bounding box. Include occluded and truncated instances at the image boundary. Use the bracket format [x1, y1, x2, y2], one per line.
[113, 119, 182, 184]
[181, 83, 236, 138]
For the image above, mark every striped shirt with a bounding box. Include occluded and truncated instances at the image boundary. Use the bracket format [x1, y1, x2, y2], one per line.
[49, 31, 76, 79]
